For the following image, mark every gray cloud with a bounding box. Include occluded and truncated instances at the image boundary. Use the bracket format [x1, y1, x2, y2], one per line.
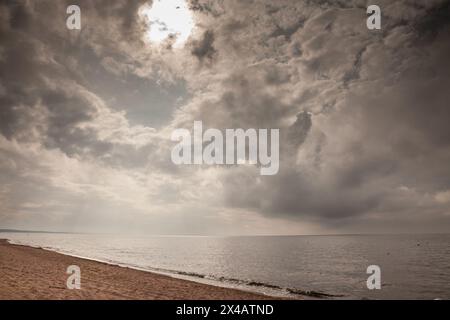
[191, 30, 216, 63]
[1, 0, 450, 234]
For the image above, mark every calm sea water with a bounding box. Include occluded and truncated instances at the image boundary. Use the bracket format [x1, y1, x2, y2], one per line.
[2, 233, 450, 299]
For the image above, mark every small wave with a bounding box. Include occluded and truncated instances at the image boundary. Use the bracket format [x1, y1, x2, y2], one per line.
[286, 288, 343, 298]
[140, 266, 343, 298]
[7, 239, 44, 249]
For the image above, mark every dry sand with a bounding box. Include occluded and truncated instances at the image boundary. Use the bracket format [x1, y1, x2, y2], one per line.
[0, 239, 274, 300]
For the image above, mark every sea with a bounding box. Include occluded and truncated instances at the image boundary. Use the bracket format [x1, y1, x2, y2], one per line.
[2, 232, 450, 299]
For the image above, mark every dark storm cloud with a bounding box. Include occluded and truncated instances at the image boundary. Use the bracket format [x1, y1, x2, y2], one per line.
[0, 0, 178, 235]
[0, 0, 166, 159]
[189, 0, 223, 17]
[414, 0, 450, 40]
[191, 30, 216, 63]
[194, 0, 450, 231]
[342, 47, 366, 87]
[2, 0, 450, 234]
[287, 112, 312, 147]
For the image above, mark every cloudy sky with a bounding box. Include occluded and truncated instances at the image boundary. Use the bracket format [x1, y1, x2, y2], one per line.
[1, 0, 450, 235]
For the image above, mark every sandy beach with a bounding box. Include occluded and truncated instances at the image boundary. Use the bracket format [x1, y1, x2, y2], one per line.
[0, 239, 274, 300]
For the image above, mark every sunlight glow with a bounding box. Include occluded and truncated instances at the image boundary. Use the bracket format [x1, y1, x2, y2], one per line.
[139, 0, 194, 48]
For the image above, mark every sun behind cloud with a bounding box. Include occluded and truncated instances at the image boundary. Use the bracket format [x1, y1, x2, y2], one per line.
[139, 0, 195, 48]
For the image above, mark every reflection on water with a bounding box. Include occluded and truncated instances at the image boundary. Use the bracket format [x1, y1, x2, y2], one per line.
[3, 233, 450, 299]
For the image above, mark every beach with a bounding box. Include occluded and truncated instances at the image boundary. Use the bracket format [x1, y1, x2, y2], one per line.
[0, 239, 273, 300]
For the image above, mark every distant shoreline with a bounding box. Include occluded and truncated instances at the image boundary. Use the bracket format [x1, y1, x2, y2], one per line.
[2, 229, 449, 237]
[0, 239, 277, 300]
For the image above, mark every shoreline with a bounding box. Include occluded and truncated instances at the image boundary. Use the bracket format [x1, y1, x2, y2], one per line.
[0, 239, 279, 300]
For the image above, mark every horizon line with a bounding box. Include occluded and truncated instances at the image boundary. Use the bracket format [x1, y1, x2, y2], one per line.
[1, 228, 449, 237]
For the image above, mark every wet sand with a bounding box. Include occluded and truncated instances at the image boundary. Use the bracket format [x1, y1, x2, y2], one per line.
[0, 239, 274, 300]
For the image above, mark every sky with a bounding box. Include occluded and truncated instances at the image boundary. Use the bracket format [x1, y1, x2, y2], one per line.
[1, 0, 450, 235]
